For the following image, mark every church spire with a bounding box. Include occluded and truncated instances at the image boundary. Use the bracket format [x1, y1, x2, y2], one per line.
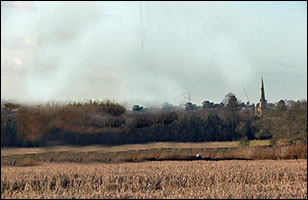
[260, 77, 265, 102]
[256, 77, 267, 117]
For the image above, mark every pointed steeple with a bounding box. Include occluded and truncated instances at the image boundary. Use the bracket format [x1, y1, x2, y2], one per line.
[256, 77, 267, 117]
[260, 77, 265, 102]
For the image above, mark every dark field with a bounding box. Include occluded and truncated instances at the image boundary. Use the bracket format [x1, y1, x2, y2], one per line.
[1, 140, 306, 166]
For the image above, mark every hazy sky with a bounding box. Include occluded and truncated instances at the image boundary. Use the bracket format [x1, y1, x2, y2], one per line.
[1, 1, 307, 107]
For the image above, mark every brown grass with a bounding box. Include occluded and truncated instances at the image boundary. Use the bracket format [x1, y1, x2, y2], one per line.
[199, 142, 307, 160]
[2, 140, 263, 156]
[1, 160, 307, 199]
[1, 141, 306, 166]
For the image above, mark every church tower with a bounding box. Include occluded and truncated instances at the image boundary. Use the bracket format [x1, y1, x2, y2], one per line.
[255, 77, 267, 117]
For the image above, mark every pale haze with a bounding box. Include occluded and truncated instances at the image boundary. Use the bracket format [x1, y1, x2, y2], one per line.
[1, 1, 307, 107]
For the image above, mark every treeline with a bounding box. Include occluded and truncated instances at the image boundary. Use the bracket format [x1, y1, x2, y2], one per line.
[1, 94, 307, 147]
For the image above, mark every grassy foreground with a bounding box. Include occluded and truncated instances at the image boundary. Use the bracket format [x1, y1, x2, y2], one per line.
[1, 140, 307, 166]
[1, 160, 307, 199]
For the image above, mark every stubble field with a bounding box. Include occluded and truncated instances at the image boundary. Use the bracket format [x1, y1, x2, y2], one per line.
[1, 159, 307, 199]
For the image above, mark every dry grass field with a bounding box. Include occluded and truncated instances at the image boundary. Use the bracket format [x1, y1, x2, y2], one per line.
[1, 160, 307, 199]
[0, 140, 270, 156]
[1, 140, 306, 167]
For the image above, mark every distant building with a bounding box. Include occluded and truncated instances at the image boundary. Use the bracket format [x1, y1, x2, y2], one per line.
[255, 78, 267, 117]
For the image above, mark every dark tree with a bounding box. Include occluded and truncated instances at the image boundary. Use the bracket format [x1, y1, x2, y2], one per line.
[132, 105, 144, 112]
[202, 100, 214, 109]
[225, 93, 239, 121]
[277, 99, 287, 112]
[185, 102, 197, 111]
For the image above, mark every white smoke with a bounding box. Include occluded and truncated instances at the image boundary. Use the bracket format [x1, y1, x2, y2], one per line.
[1, 2, 307, 105]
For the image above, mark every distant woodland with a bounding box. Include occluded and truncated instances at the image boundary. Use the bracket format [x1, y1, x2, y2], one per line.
[1, 93, 307, 147]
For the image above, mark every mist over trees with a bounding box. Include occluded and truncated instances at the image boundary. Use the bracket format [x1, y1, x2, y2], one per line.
[1, 93, 307, 147]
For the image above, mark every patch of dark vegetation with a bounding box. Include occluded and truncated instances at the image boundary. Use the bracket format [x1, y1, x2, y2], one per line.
[1, 96, 307, 149]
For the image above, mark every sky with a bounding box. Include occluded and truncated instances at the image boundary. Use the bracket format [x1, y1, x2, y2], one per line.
[1, 1, 307, 107]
